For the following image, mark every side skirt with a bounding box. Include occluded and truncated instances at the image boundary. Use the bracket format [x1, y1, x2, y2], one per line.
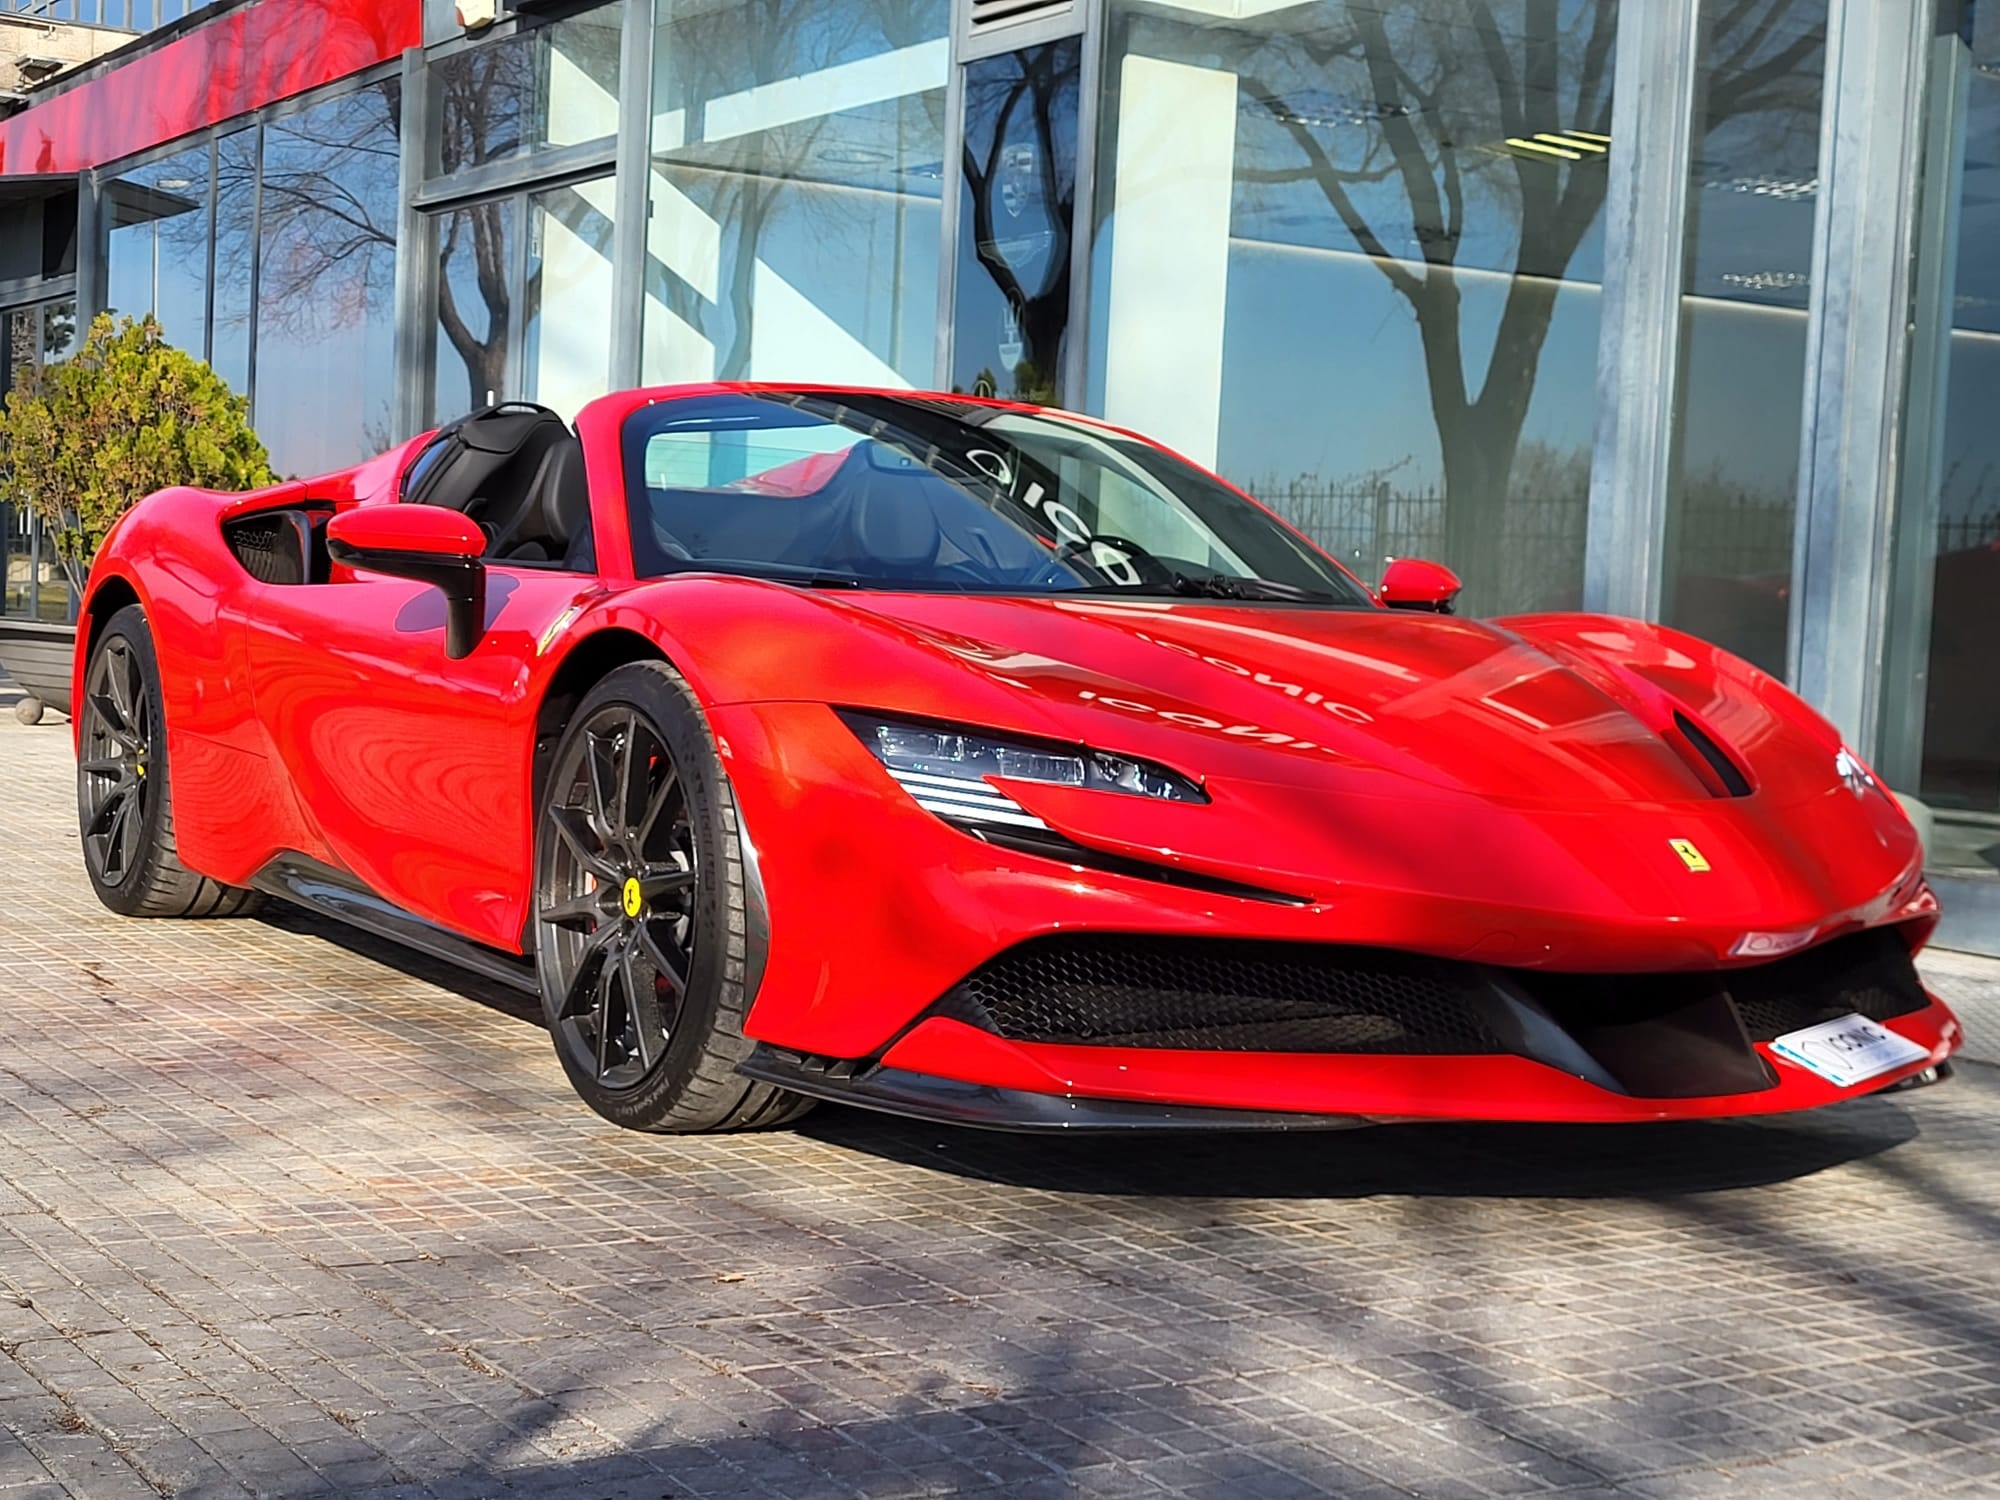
[737, 1045, 1370, 1134]
[250, 854, 540, 996]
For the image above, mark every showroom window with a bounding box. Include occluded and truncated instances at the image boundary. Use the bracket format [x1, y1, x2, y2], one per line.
[1659, 0, 1828, 677]
[642, 0, 949, 389]
[951, 39, 1081, 407]
[256, 81, 403, 476]
[422, 8, 624, 426]
[104, 144, 213, 361]
[211, 127, 257, 398]
[1880, 0, 2000, 891]
[432, 7, 624, 173]
[1084, 0, 1619, 616]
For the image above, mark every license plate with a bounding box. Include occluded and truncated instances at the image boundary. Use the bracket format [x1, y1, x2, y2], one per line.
[1771, 1014, 1930, 1088]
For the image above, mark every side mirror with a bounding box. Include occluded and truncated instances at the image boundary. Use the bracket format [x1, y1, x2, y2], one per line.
[326, 506, 487, 659]
[1379, 558, 1463, 615]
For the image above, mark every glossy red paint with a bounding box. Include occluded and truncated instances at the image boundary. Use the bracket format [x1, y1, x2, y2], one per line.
[1379, 556, 1464, 612]
[75, 383, 1963, 1128]
[0, 0, 416, 177]
[877, 1004, 1961, 1122]
[326, 504, 483, 557]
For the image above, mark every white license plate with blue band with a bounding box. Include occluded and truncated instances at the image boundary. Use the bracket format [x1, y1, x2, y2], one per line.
[1771, 1014, 1930, 1088]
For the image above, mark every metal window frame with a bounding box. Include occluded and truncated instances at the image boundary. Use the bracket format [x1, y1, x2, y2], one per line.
[1787, 0, 1935, 748]
[941, 4, 1095, 402]
[607, 0, 655, 391]
[1585, 0, 1940, 767]
[399, 0, 633, 424]
[1583, 0, 1702, 619]
[1876, 5, 1968, 789]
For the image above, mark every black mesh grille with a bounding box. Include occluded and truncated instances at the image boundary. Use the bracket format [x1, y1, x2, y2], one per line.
[937, 926, 1931, 1058]
[1722, 928, 1929, 1041]
[223, 512, 307, 586]
[945, 935, 1509, 1054]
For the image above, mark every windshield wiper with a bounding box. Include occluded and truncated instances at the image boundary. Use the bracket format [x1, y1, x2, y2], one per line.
[1165, 572, 1350, 604]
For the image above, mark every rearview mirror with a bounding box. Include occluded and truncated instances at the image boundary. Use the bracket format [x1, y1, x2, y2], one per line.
[1379, 558, 1463, 615]
[326, 506, 487, 659]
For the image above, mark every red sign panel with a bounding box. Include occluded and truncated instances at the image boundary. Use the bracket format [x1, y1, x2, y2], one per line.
[0, 0, 420, 176]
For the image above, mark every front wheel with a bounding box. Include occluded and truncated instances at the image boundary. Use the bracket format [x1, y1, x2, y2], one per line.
[533, 660, 811, 1133]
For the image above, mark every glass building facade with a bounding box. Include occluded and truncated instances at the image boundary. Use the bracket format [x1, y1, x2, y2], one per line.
[0, 0, 1995, 952]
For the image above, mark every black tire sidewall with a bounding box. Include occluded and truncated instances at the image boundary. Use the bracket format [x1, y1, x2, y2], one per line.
[534, 660, 749, 1129]
[78, 606, 171, 916]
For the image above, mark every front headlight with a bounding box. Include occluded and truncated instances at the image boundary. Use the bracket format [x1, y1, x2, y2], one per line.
[839, 710, 1205, 833]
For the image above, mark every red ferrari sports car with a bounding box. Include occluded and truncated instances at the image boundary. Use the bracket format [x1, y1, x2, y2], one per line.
[73, 386, 1961, 1132]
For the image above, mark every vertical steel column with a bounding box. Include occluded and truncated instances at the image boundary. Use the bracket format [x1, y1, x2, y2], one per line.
[74, 170, 105, 332]
[1788, 0, 1933, 747]
[391, 46, 435, 442]
[608, 0, 658, 392]
[1876, 7, 1965, 787]
[1581, 0, 1703, 620]
[1061, 0, 1105, 408]
[933, 34, 967, 389]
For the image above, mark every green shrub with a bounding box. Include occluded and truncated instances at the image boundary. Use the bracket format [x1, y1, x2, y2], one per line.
[0, 313, 277, 594]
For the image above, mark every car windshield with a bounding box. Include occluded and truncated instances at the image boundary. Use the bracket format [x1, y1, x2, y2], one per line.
[620, 391, 1372, 606]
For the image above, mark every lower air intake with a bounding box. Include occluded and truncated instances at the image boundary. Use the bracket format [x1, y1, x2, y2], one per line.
[942, 934, 1509, 1054]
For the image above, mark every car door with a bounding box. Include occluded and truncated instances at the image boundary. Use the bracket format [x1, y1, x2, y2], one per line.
[241, 557, 594, 948]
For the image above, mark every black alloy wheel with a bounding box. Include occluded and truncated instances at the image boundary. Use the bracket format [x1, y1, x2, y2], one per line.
[532, 660, 811, 1132]
[79, 630, 156, 891]
[539, 704, 700, 1091]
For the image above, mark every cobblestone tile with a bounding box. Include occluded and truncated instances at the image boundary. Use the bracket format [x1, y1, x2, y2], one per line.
[0, 704, 1998, 1497]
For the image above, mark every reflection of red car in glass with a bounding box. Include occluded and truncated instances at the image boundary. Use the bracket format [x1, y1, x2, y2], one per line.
[72, 387, 1961, 1133]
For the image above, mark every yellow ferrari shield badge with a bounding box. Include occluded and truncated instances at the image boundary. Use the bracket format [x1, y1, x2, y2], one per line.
[1669, 838, 1711, 873]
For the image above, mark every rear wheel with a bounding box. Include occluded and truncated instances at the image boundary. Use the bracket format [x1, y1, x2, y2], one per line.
[533, 660, 811, 1133]
[77, 606, 265, 919]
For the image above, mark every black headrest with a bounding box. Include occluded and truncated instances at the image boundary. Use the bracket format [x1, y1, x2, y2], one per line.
[403, 402, 570, 517]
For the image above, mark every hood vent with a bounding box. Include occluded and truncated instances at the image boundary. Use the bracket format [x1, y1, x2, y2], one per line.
[1671, 710, 1754, 798]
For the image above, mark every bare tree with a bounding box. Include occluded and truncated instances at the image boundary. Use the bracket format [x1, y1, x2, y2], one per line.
[1225, 0, 1821, 572]
[959, 43, 1077, 404]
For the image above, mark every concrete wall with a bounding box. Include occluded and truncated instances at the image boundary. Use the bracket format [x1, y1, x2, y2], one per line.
[0, 15, 133, 95]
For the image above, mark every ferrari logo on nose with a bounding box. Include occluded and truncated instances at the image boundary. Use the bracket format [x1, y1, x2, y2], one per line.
[1669, 839, 1711, 873]
[621, 877, 644, 918]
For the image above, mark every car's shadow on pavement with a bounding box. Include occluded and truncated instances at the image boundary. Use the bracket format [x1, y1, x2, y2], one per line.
[255, 902, 1938, 1201]
[255, 905, 547, 1024]
[798, 1087, 1934, 1200]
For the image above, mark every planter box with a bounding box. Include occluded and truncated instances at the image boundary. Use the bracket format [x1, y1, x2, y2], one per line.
[0, 620, 76, 719]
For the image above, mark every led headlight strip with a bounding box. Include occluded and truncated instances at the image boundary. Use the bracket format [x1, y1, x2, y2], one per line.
[839, 710, 1205, 834]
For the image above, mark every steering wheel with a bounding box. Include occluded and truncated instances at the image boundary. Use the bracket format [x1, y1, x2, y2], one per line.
[1049, 533, 1173, 586]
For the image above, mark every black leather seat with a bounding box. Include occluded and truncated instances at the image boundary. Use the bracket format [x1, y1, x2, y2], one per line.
[491, 437, 592, 567]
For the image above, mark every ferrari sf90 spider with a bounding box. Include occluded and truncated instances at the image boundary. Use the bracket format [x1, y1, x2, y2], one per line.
[73, 386, 1961, 1132]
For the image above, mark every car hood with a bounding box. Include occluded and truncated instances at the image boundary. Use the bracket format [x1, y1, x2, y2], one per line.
[807, 592, 1922, 956]
[824, 593, 1788, 806]
[610, 581, 1925, 961]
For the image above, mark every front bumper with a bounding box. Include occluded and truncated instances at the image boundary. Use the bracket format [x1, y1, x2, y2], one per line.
[742, 995, 1961, 1130]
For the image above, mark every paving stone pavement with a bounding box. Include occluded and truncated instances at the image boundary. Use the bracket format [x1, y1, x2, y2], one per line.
[0, 692, 1998, 1499]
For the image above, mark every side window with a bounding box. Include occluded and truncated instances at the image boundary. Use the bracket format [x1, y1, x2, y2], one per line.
[641, 422, 863, 492]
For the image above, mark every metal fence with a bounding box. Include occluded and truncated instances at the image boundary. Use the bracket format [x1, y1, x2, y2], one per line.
[1243, 478, 1590, 615]
[1243, 478, 2000, 616]
[0, 0, 204, 28]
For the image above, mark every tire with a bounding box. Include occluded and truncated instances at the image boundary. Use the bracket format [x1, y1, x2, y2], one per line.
[76, 605, 266, 920]
[15, 696, 43, 726]
[533, 660, 812, 1133]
